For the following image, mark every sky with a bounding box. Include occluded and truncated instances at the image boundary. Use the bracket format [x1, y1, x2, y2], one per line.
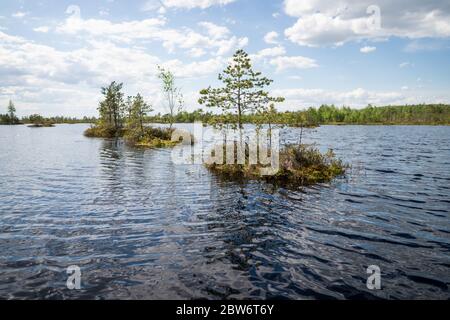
[1, 0, 450, 117]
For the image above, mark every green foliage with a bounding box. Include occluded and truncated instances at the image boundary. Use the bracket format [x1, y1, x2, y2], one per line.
[199, 49, 284, 129]
[308, 104, 450, 125]
[85, 81, 126, 138]
[206, 144, 346, 187]
[124, 126, 177, 148]
[24, 114, 55, 127]
[0, 100, 20, 125]
[157, 66, 183, 129]
[85, 81, 180, 148]
[126, 93, 153, 133]
[8, 100, 16, 120]
[84, 125, 122, 138]
[147, 104, 450, 126]
[98, 81, 126, 131]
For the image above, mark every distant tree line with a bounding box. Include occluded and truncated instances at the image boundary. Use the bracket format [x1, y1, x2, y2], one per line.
[147, 104, 450, 126]
[1, 100, 97, 125]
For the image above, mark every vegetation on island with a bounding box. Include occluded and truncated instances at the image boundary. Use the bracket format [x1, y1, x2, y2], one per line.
[198, 50, 346, 187]
[84, 74, 183, 148]
[25, 114, 55, 127]
[206, 144, 346, 187]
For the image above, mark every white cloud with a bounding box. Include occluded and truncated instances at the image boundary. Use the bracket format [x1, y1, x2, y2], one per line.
[273, 87, 437, 108]
[264, 31, 279, 44]
[162, 57, 225, 78]
[270, 55, 318, 72]
[404, 39, 446, 52]
[0, 29, 228, 116]
[56, 16, 247, 57]
[142, 0, 236, 11]
[33, 26, 50, 33]
[360, 46, 376, 53]
[162, 0, 236, 9]
[283, 0, 450, 47]
[198, 21, 230, 39]
[99, 9, 109, 17]
[399, 62, 411, 68]
[251, 46, 286, 61]
[141, 0, 163, 12]
[401, 86, 409, 90]
[158, 7, 167, 14]
[12, 11, 29, 19]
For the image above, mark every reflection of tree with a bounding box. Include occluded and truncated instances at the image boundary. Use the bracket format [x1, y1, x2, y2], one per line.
[98, 139, 126, 207]
[99, 139, 155, 207]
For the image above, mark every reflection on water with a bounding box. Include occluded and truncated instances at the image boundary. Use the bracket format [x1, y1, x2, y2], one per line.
[0, 124, 449, 299]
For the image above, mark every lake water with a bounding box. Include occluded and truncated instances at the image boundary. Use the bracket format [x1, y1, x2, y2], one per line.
[0, 124, 449, 299]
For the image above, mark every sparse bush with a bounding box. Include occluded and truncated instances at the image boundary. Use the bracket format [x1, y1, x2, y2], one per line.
[206, 143, 346, 187]
[123, 126, 177, 148]
[84, 125, 122, 138]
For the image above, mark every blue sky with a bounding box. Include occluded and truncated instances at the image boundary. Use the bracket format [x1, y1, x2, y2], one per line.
[1, 0, 450, 117]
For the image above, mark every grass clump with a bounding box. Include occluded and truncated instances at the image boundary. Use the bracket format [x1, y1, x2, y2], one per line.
[84, 125, 123, 138]
[206, 144, 346, 187]
[124, 127, 179, 148]
[84, 124, 189, 148]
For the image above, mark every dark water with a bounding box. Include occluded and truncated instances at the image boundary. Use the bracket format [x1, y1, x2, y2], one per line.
[0, 124, 449, 300]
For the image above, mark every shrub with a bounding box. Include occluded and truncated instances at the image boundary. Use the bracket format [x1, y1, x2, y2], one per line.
[206, 143, 346, 187]
[123, 127, 177, 148]
[84, 125, 123, 138]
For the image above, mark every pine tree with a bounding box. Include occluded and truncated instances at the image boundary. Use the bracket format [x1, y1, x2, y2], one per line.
[199, 49, 284, 129]
[98, 81, 125, 132]
[127, 94, 153, 133]
[7, 100, 17, 124]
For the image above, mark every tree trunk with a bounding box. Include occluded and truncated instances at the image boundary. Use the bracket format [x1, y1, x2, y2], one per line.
[237, 87, 242, 129]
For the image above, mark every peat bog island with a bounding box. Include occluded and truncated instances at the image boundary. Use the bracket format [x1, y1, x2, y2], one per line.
[1, 0, 450, 305]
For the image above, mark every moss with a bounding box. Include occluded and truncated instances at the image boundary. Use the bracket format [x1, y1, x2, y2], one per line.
[84, 125, 124, 138]
[134, 138, 179, 148]
[123, 127, 173, 147]
[206, 144, 346, 187]
[84, 124, 186, 149]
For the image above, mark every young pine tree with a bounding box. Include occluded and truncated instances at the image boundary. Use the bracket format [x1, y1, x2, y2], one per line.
[7, 100, 17, 124]
[98, 81, 125, 132]
[199, 49, 284, 129]
[128, 94, 153, 134]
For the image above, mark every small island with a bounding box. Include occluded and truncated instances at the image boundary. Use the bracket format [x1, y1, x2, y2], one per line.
[84, 67, 185, 148]
[206, 144, 346, 187]
[25, 114, 55, 127]
[197, 50, 346, 187]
